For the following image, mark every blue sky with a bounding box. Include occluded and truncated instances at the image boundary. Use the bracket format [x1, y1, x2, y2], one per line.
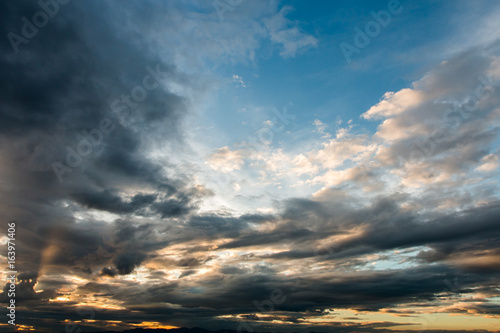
[182, 0, 500, 213]
[198, 0, 499, 149]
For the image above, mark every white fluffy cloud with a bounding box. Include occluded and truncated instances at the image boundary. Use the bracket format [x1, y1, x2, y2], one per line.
[204, 42, 500, 212]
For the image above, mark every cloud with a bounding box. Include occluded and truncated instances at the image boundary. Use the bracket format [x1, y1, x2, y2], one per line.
[362, 89, 427, 120]
[227, 41, 500, 202]
[114, 252, 147, 275]
[264, 6, 318, 58]
[207, 146, 247, 172]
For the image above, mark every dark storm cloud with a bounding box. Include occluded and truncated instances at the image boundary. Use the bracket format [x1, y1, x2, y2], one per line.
[0, 0, 201, 257]
[111, 265, 446, 312]
[179, 270, 197, 278]
[245, 197, 500, 267]
[47, 262, 487, 332]
[186, 214, 255, 237]
[100, 267, 118, 278]
[20, 189, 500, 328]
[70, 189, 159, 213]
[0, 13, 214, 333]
[219, 265, 249, 275]
[3, 262, 496, 332]
[69, 189, 193, 218]
[114, 251, 147, 275]
[219, 227, 315, 249]
[0, 272, 56, 304]
[114, 195, 498, 329]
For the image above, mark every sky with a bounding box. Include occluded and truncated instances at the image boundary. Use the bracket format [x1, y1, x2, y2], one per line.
[1, 0, 500, 332]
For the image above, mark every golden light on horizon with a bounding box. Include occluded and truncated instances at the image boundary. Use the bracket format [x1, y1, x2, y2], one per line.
[131, 322, 179, 330]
